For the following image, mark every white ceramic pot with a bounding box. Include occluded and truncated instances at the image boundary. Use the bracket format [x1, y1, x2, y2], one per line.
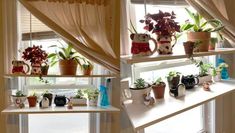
[89, 99, 98, 106]
[70, 98, 87, 106]
[11, 96, 27, 108]
[213, 71, 221, 82]
[129, 86, 151, 104]
[198, 75, 212, 84]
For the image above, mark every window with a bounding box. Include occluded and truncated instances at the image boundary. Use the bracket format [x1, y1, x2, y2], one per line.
[17, 2, 102, 133]
[127, 1, 215, 132]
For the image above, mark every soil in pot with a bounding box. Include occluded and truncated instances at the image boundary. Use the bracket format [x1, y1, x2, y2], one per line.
[59, 59, 78, 75]
[187, 32, 211, 52]
[183, 41, 195, 55]
[152, 83, 166, 99]
[43, 93, 53, 106]
[27, 96, 37, 107]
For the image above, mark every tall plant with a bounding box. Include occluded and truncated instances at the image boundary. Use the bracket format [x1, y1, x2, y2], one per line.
[181, 8, 224, 32]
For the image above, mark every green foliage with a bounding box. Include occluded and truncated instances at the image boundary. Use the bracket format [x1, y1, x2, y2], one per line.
[181, 8, 224, 32]
[190, 58, 213, 76]
[134, 78, 146, 89]
[15, 90, 26, 97]
[47, 41, 82, 67]
[82, 60, 94, 70]
[166, 71, 181, 81]
[155, 77, 164, 85]
[84, 89, 99, 100]
[74, 90, 85, 99]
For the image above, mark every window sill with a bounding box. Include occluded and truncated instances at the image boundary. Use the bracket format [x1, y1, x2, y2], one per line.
[4, 74, 118, 78]
[123, 79, 235, 131]
[1, 105, 120, 114]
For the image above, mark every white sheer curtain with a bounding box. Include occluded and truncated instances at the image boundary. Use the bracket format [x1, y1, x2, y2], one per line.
[19, 0, 120, 74]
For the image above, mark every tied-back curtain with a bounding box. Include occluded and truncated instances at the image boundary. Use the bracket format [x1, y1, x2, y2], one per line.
[19, 0, 120, 74]
[186, 0, 235, 46]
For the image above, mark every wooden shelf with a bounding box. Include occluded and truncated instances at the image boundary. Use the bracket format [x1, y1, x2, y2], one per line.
[4, 74, 118, 78]
[1, 105, 120, 114]
[123, 79, 235, 131]
[121, 48, 235, 64]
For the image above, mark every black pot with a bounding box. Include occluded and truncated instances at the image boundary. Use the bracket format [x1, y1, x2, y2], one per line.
[167, 75, 180, 88]
[43, 93, 53, 106]
[54, 95, 69, 106]
[181, 75, 199, 89]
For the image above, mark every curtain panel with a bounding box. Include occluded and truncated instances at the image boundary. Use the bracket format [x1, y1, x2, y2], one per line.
[186, 0, 235, 46]
[19, 0, 120, 74]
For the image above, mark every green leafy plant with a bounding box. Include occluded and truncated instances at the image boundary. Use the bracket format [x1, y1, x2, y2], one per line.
[166, 71, 181, 81]
[211, 63, 228, 76]
[47, 41, 82, 67]
[181, 8, 224, 32]
[82, 60, 93, 70]
[134, 78, 146, 89]
[74, 90, 85, 99]
[154, 77, 164, 85]
[15, 90, 26, 97]
[84, 89, 99, 100]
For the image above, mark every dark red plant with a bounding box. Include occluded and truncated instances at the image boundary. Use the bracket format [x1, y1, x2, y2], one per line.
[140, 10, 180, 36]
[22, 45, 48, 64]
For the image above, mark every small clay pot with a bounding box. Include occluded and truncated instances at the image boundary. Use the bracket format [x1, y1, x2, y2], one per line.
[27, 96, 37, 107]
[59, 59, 78, 75]
[152, 83, 166, 99]
[83, 69, 92, 75]
[183, 41, 195, 55]
[43, 93, 53, 106]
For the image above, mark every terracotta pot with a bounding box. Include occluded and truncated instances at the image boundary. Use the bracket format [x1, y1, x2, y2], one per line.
[152, 83, 166, 99]
[183, 41, 195, 55]
[59, 59, 78, 75]
[43, 93, 53, 106]
[83, 69, 92, 75]
[187, 32, 211, 52]
[27, 96, 37, 107]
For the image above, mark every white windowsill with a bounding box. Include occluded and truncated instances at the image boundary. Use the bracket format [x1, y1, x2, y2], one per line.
[123, 79, 235, 131]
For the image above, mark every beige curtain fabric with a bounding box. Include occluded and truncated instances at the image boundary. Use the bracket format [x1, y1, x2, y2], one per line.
[186, 0, 235, 46]
[19, 0, 119, 74]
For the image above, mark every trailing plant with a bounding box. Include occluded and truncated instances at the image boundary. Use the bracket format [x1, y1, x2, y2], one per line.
[140, 10, 180, 36]
[134, 78, 147, 89]
[190, 58, 213, 77]
[166, 71, 181, 81]
[47, 41, 82, 67]
[181, 8, 224, 32]
[84, 89, 99, 100]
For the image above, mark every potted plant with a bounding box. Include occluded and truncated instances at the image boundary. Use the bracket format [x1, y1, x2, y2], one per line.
[11, 90, 27, 108]
[183, 41, 195, 55]
[181, 8, 224, 52]
[48, 42, 82, 75]
[84, 89, 99, 106]
[81, 59, 93, 75]
[41, 62, 49, 75]
[42, 91, 53, 106]
[211, 63, 228, 82]
[22, 45, 48, 75]
[70, 90, 87, 106]
[27, 92, 37, 107]
[193, 60, 213, 84]
[152, 77, 166, 99]
[209, 37, 218, 50]
[140, 10, 180, 54]
[166, 71, 181, 88]
[129, 78, 151, 104]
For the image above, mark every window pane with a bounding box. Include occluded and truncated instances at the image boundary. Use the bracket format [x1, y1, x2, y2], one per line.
[28, 114, 89, 133]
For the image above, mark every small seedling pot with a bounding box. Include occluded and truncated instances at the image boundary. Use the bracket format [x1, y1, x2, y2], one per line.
[27, 96, 37, 107]
[152, 83, 166, 99]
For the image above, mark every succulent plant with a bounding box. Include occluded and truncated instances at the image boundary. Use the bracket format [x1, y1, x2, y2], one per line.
[134, 78, 146, 89]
